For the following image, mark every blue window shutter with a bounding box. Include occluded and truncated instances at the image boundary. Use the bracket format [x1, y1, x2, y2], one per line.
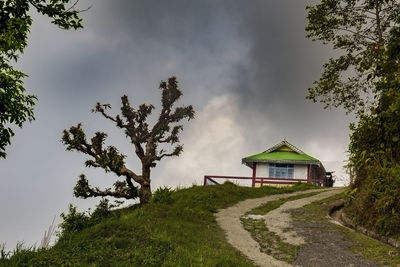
[269, 164, 275, 177]
[288, 168, 294, 178]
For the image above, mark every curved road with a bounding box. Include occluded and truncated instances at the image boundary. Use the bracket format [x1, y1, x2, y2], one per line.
[216, 188, 344, 267]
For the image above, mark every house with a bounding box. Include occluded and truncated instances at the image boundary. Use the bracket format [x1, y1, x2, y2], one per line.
[242, 140, 327, 187]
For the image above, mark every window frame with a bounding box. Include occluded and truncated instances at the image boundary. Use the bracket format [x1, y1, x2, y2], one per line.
[269, 163, 294, 178]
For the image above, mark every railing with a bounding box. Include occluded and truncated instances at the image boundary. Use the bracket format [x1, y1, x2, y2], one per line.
[203, 175, 326, 187]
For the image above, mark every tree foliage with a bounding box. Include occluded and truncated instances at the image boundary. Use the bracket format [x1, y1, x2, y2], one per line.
[308, 0, 400, 236]
[0, 0, 85, 158]
[62, 77, 194, 204]
[349, 28, 400, 175]
[306, 0, 400, 114]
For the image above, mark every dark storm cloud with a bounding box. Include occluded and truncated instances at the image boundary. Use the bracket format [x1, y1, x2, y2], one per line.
[91, 0, 326, 102]
[229, 1, 314, 101]
[93, 1, 231, 49]
[87, 0, 350, 146]
[223, 1, 350, 148]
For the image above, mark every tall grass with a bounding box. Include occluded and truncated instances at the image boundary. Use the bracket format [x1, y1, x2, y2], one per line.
[39, 217, 57, 249]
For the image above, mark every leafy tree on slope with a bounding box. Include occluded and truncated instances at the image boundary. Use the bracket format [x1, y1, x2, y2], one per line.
[62, 77, 194, 204]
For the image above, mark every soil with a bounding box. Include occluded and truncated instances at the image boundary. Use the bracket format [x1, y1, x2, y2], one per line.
[217, 188, 382, 267]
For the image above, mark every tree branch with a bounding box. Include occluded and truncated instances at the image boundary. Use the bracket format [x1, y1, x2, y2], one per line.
[92, 103, 118, 123]
[74, 174, 138, 199]
[62, 124, 144, 184]
[336, 28, 377, 42]
[155, 145, 183, 161]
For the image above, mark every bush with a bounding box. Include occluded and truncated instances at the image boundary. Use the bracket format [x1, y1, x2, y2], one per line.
[90, 199, 112, 224]
[345, 165, 400, 237]
[59, 199, 113, 236]
[59, 205, 90, 235]
[152, 187, 175, 204]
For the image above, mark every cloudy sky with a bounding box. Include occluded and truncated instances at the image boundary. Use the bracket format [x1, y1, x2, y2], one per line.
[0, 0, 353, 249]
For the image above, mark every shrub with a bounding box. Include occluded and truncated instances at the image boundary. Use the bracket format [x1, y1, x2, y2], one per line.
[152, 187, 175, 204]
[59, 200, 113, 236]
[90, 199, 112, 224]
[346, 165, 400, 237]
[59, 205, 90, 235]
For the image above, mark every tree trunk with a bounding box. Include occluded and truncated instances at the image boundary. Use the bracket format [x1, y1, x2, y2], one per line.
[139, 166, 152, 204]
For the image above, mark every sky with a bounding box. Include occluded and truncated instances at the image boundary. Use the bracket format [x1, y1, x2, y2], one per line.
[0, 0, 353, 250]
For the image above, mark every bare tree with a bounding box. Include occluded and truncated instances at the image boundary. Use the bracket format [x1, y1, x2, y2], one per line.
[62, 77, 194, 204]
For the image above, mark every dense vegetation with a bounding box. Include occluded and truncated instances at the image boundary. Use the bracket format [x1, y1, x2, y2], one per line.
[306, 0, 400, 238]
[0, 182, 318, 266]
[345, 29, 400, 237]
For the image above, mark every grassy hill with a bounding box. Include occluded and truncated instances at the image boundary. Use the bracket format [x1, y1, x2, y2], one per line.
[1, 182, 319, 267]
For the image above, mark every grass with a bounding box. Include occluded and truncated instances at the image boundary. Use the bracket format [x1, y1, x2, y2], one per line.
[241, 217, 299, 263]
[246, 191, 323, 215]
[291, 191, 400, 267]
[0, 182, 319, 267]
[240, 191, 323, 263]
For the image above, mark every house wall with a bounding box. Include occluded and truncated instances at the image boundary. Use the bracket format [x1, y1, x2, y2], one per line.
[310, 165, 326, 180]
[255, 163, 268, 177]
[294, 164, 308, 179]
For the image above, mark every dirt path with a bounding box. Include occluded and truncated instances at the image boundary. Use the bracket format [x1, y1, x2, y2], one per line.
[264, 189, 344, 246]
[216, 188, 343, 267]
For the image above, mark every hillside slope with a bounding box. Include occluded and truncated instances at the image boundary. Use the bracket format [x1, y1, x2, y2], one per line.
[1, 182, 319, 267]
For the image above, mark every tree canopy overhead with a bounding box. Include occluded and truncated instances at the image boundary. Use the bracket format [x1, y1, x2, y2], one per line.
[306, 0, 400, 114]
[0, 0, 86, 158]
[62, 77, 195, 204]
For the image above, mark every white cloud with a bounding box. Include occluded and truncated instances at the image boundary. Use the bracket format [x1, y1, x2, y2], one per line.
[156, 94, 251, 188]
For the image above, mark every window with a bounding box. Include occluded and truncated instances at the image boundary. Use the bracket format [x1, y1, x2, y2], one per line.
[269, 164, 294, 178]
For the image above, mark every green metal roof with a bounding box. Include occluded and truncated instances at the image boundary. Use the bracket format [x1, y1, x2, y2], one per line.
[244, 151, 318, 162]
[242, 140, 321, 166]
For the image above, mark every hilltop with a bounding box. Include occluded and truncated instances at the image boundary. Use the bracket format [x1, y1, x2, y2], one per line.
[1, 183, 318, 266]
